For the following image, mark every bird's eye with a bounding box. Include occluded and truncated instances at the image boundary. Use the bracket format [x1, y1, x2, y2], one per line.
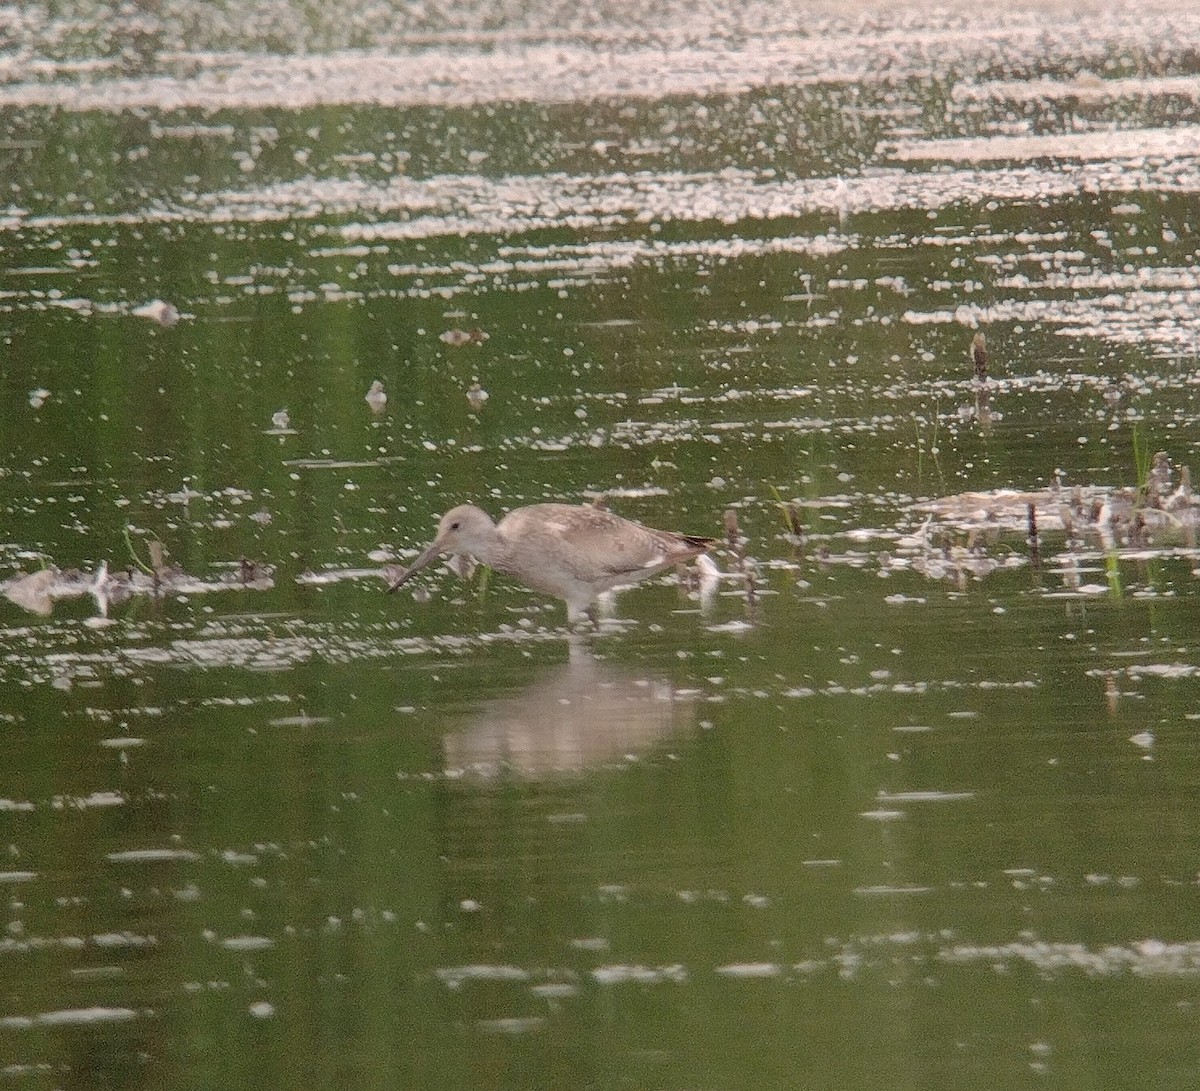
[449, 521, 460, 531]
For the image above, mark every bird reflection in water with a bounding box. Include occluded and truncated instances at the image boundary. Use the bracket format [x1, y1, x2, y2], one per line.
[442, 638, 700, 780]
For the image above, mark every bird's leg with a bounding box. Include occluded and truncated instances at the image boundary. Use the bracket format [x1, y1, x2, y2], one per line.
[564, 601, 590, 627]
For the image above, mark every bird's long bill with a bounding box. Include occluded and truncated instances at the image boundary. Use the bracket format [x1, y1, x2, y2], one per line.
[385, 538, 446, 593]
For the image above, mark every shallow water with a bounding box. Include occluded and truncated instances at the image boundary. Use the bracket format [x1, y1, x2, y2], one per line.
[4, 2, 1200, 1088]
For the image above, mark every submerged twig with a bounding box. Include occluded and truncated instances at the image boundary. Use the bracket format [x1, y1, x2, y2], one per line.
[722, 509, 757, 607]
[971, 331, 988, 381]
[1026, 502, 1040, 567]
[723, 509, 742, 554]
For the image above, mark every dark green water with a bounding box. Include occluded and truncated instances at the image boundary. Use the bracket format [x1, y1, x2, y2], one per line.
[4, 3, 1200, 1088]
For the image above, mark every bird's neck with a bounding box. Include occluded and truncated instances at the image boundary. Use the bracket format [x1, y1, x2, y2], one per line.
[470, 530, 510, 571]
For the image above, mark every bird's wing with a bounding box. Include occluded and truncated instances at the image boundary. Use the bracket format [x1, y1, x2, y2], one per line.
[509, 505, 706, 580]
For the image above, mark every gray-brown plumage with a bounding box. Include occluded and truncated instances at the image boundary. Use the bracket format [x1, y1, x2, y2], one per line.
[388, 503, 714, 620]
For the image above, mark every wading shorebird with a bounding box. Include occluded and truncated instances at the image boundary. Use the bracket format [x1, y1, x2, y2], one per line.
[387, 503, 715, 621]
